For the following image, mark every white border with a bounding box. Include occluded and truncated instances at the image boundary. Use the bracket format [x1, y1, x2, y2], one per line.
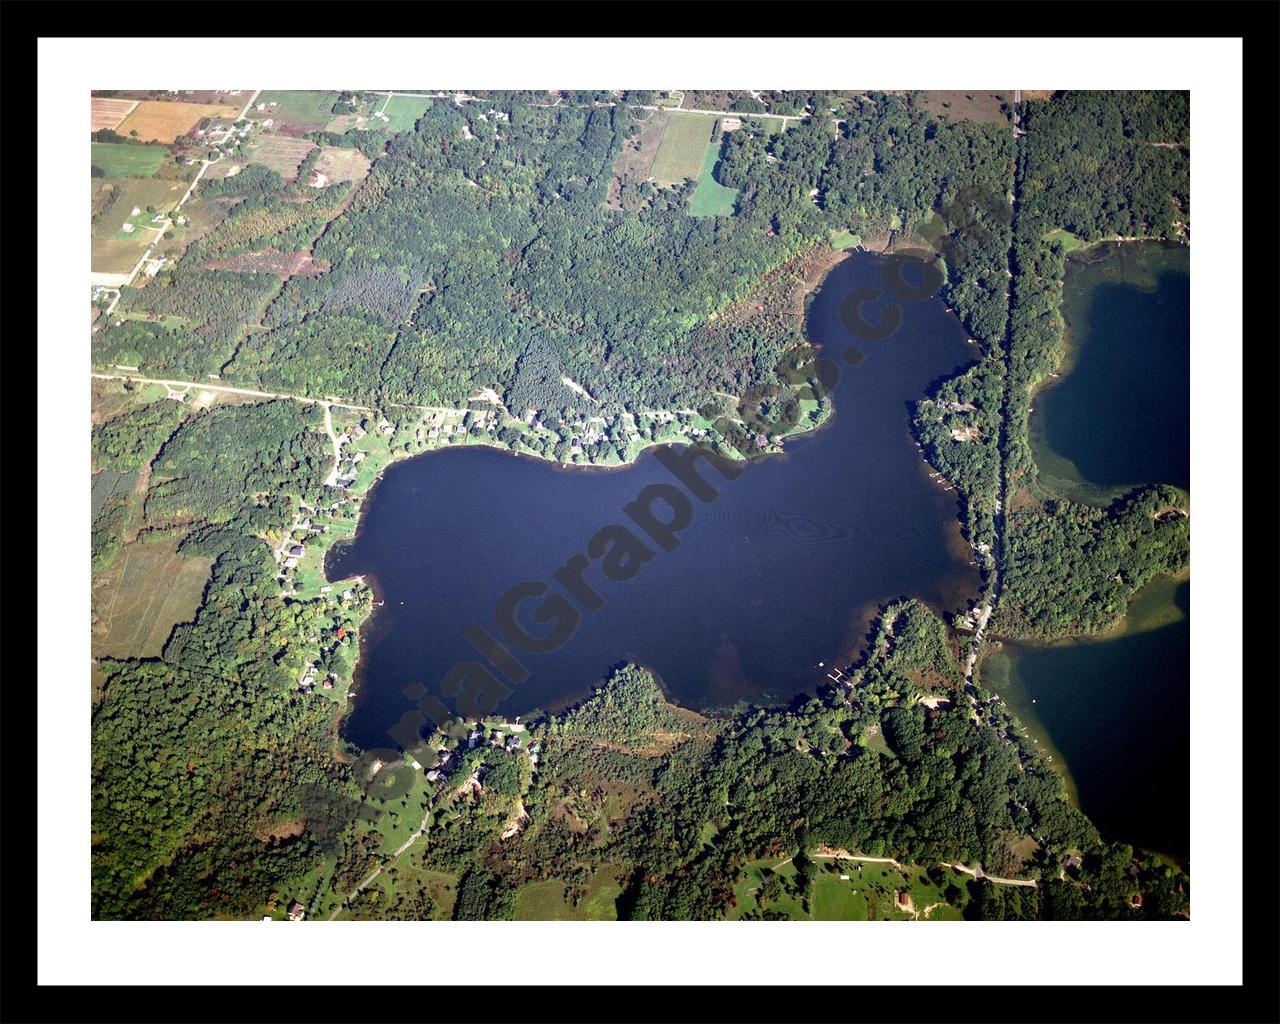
[40, 36, 1243, 986]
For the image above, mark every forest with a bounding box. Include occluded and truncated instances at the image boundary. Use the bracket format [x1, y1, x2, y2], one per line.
[993, 90, 1190, 637]
[398, 608, 1188, 921]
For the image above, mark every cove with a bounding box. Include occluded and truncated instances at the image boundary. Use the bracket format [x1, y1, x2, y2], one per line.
[1029, 240, 1190, 504]
[982, 574, 1190, 862]
[329, 252, 984, 753]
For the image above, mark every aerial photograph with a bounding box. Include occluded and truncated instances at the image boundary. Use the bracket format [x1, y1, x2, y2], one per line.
[88, 85, 1193, 924]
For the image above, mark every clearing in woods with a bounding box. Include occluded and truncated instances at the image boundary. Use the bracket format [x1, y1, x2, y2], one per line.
[312, 146, 372, 184]
[915, 91, 1013, 126]
[649, 111, 721, 186]
[91, 97, 138, 132]
[92, 534, 213, 659]
[117, 100, 241, 143]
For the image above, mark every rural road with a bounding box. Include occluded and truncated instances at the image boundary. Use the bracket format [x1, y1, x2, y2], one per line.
[90, 372, 376, 413]
[326, 797, 436, 920]
[322, 403, 341, 486]
[942, 861, 1039, 889]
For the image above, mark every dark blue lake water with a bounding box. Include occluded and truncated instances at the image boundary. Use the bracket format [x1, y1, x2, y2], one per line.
[330, 252, 984, 752]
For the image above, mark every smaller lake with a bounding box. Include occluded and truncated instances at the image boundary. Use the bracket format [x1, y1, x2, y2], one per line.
[982, 574, 1190, 862]
[1029, 241, 1189, 503]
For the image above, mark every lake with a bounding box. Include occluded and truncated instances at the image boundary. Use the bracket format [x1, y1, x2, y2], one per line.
[983, 574, 1190, 860]
[1029, 240, 1189, 503]
[329, 252, 984, 751]
[986, 239, 1190, 861]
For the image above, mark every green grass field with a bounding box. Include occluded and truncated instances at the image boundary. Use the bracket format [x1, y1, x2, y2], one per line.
[257, 90, 341, 133]
[513, 869, 623, 920]
[377, 94, 433, 134]
[687, 140, 738, 217]
[650, 112, 719, 185]
[92, 143, 169, 178]
[1043, 227, 1091, 253]
[830, 228, 862, 249]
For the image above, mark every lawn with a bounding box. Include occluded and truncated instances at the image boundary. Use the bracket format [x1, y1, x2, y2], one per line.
[376, 94, 433, 134]
[650, 111, 720, 186]
[91, 143, 169, 178]
[811, 872, 869, 920]
[92, 534, 213, 659]
[830, 228, 862, 249]
[687, 138, 738, 217]
[257, 90, 342, 135]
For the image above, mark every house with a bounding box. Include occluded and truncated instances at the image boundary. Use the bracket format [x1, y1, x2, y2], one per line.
[352, 451, 366, 463]
[425, 769, 441, 783]
[468, 729, 483, 748]
[1063, 854, 1083, 872]
[121, 222, 135, 233]
[895, 890, 912, 911]
[283, 557, 298, 569]
[320, 586, 333, 593]
[342, 590, 353, 601]
[322, 676, 335, 690]
[287, 901, 305, 921]
[288, 544, 304, 558]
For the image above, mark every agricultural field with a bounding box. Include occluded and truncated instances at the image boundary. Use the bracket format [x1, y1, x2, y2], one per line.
[242, 134, 316, 178]
[117, 100, 241, 143]
[91, 177, 186, 275]
[91, 534, 213, 659]
[687, 138, 738, 217]
[91, 97, 138, 132]
[649, 111, 720, 185]
[312, 146, 372, 185]
[256, 90, 341, 135]
[916, 91, 1012, 125]
[91, 142, 169, 179]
